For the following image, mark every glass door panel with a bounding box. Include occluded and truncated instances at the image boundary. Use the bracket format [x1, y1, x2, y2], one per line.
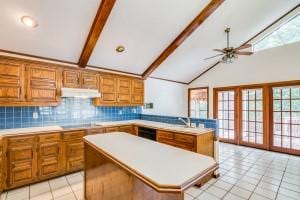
[272, 86, 300, 153]
[217, 90, 235, 141]
[241, 88, 264, 145]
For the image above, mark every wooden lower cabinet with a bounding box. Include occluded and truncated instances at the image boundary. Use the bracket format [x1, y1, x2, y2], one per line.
[7, 136, 36, 188]
[63, 131, 84, 173]
[156, 130, 214, 157]
[65, 140, 84, 172]
[37, 133, 61, 179]
[105, 125, 135, 135]
[0, 140, 4, 192]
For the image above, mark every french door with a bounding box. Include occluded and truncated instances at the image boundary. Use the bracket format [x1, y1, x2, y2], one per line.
[239, 88, 266, 148]
[215, 89, 237, 143]
[214, 81, 300, 155]
[271, 85, 300, 155]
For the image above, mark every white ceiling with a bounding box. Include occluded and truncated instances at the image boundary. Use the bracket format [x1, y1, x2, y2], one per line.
[0, 0, 299, 82]
[152, 0, 300, 83]
[0, 0, 100, 62]
[88, 0, 210, 74]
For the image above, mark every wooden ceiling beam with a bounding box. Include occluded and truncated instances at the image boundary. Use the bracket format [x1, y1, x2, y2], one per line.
[78, 0, 116, 68]
[141, 0, 224, 79]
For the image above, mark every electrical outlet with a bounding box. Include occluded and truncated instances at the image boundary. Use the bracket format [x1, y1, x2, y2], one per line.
[132, 108, 136, 113]
[118, 110, 123, 115]
[32, 112, 39, 119]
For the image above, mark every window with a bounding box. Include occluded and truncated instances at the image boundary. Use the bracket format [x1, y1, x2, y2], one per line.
[188, 87, 208, 119]
[253, 14, 300, 52]
[241, 88, 264, 145]
[272, 86, 300, 151]
[216, 90, 235, 141]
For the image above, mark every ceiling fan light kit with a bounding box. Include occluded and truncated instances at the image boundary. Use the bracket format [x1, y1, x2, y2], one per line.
[204, 27, 253, 63]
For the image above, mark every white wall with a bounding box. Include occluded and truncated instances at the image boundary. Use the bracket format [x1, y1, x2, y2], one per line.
[143, 78, 188, 117]
[189, 42, 300, 118]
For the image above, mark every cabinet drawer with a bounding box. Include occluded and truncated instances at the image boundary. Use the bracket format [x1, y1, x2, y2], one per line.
[10, 162, 33, 184]
[119, 125, 133, 134]
[63, 131, 84, 140]
[157, 131, 174, 140]
[39, 133, 60, 142]
[39, 142, 60, 157]
[8, 136, 35, 146]
[174, 133, 194, 145]
[105, 127, 119, 133]
[9, 146, 34, 162]
[86, 128, 105, 135]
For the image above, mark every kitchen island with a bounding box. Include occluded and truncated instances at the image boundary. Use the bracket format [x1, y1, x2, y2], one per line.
[84, 132, 218, 200]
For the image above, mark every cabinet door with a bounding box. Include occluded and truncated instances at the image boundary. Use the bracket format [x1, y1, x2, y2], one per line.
[7, 145, 36, 187]
[26, 65, 59, 102]
[63, 70, 81, 88]
[81, 72, 98, 89]
[95, 75, 117, 105]
[0, 59, 25, 102]
[131, 79, 144, 105]
[117, 77, 131, 104]
[0, 141, 3, 191]
[66, 140, 84, 172]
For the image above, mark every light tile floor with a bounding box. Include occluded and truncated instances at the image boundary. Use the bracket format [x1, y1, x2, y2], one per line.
[1, 142, 300, 200]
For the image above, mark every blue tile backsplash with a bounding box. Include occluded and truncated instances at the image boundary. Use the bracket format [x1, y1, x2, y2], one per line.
[0, 99, 218, 135]
[0, 98, 141, 129]
[140, 114, 218, 135]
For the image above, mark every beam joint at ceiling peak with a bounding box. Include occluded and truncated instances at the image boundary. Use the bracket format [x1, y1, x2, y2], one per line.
[141, 0, 225, 79]
[78, 0, 116, 68]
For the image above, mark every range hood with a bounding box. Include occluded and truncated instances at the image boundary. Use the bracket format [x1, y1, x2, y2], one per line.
[61, 88, 101, 98]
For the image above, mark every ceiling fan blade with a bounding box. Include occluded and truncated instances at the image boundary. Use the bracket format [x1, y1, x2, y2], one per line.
[235, 51, 253, 55]
[204, 54, 223, 60]
[213, 49, 226, 53]
[234, 44, 252, 51]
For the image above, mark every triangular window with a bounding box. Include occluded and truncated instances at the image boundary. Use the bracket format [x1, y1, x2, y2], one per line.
[253, 14, 300, 52]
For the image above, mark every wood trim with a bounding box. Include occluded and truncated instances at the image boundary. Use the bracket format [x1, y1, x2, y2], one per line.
[0, 49, 77, 66]
[141, 0, 225, 79]
[188, 87, 209, 118]
[188, 4, 300, 84]
[78, 0, 116, 68]
[149, 76, 188, 85]
[188, 61, 220, 84]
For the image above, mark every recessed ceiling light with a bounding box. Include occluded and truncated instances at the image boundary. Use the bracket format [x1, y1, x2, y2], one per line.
[21, 16, 38, 28]
[116, 45, 125, 53]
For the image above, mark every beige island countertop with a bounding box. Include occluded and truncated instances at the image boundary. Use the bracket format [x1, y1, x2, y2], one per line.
[84, 132, 218, 200]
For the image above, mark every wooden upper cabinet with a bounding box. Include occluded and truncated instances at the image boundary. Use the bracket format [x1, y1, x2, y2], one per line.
[131, 79, 144, 105]
[81, 72, 98, 89]
[94, 74, 117, 105]
[0, 59, 25, 102]
[63, 70, 98, 89]
[26, 64, 60, 103]
[117, 77, 131, 104]
[63, 70, 81, 88]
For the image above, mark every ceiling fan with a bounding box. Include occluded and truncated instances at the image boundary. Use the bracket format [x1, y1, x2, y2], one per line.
[204, 28, 253, 63]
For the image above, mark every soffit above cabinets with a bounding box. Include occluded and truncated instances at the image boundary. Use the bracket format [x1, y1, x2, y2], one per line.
[0, 0, 101, 62]
[87, 0, 211, 74]
[151, 0, 300, 83]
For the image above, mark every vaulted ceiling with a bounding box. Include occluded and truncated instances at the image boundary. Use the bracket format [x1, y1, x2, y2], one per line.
[0, 0, 299, 83]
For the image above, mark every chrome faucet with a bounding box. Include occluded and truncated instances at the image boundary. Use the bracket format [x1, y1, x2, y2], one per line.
[178, 117, 191, 128]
